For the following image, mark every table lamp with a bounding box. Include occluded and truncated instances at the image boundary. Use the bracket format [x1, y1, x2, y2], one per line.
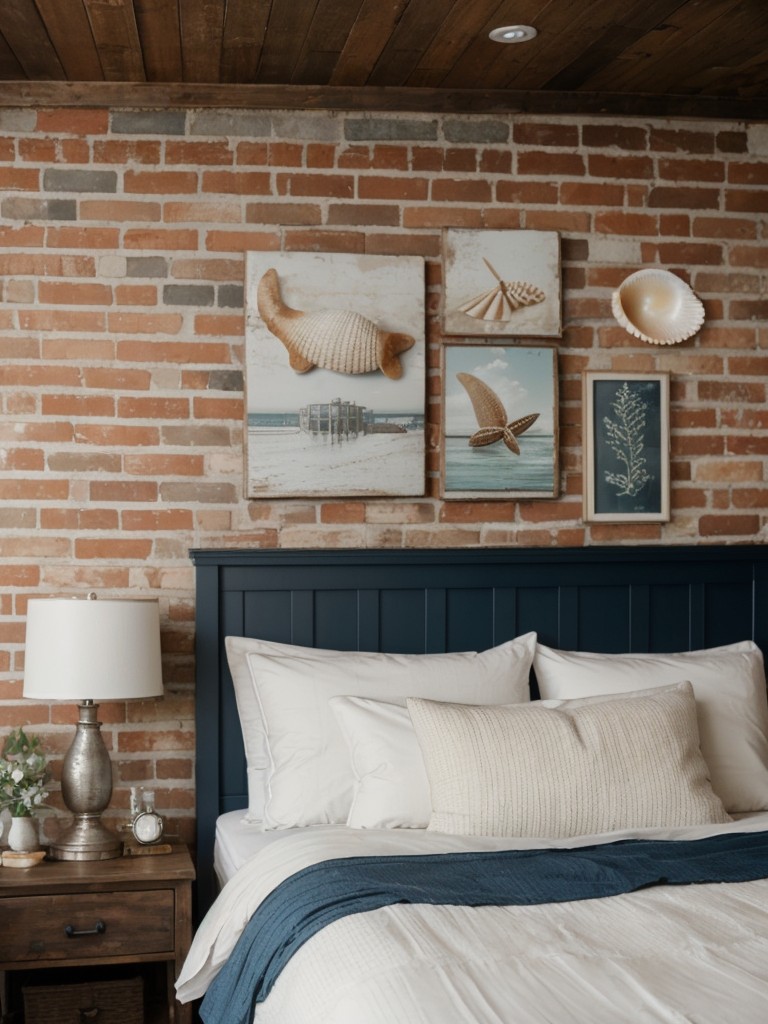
[22, 594, 164, 861]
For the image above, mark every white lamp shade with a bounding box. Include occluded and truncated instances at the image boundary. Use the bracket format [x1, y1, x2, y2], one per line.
[23, 597, 164, 701]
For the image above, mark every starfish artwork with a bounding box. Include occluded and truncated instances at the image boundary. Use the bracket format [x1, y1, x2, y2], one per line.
[456, 372, 539, 454]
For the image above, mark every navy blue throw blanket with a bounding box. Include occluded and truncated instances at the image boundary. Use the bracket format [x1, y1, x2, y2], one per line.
[201, 830, 768, 1024]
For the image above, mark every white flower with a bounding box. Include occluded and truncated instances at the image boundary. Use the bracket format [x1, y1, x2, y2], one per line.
[11, 768, 23, 784]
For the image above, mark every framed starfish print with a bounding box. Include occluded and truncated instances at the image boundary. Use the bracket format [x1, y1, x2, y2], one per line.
[442, 343, 559, 500]
[583, 372, 670, 522]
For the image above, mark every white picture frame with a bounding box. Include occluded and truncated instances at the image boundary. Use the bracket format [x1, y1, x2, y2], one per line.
[583, 371, 670, 523]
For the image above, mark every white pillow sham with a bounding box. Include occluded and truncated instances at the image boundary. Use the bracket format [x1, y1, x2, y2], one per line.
[534, 640, 768, 813]
[226, 636, 328, 822]
[408, 683, 731, 839]
[238, 633, 537, 829]
[330, 696, 432, 829]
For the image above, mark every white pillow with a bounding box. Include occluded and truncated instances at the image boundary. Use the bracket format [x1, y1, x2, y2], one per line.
[226, 636, 333, 822]
[534, 640, 768, 813]
[407, 683, 731, 839]
[245, 634, 536, 830]
[330, 696, 432, 829]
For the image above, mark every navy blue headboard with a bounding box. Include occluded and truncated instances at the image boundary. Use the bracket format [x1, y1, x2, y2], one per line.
[190, 544, 768, 917]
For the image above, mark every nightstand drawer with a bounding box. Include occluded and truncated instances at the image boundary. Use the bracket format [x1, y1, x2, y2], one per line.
[0, 889, 175, 964]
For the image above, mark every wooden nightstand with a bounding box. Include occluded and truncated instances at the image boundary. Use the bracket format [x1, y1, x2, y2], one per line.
[0, 845, 195, 1024]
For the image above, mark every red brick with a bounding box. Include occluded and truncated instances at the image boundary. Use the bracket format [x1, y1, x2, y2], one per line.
[202, 171, 270, 195]
[123, 228, 198, 250]
[42, 394, 115, 416]
[513, 123, 579, 147]
[560, 182, 624, 206]
[38, 281, 113, 305]
[699, 514, 760, 536]
[587, 154, 653, 179]
[80, 200, 160, 222]
[279, 173, 354, 198]
[307, 143, 336, 168]
[518, 151, 585, 176]
[75, 538, 154, 560]
[36, 108, 109, 134]
[358, 176, 428, 200]
[431, 179, 492, 202]
[121, 510, 194, 530]
[125, 170, 199, 193]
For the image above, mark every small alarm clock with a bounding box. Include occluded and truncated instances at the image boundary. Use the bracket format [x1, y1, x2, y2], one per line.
[130, 789, 164, 845]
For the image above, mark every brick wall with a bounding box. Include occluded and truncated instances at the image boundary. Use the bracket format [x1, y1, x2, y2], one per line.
[1, 106, 766, 846]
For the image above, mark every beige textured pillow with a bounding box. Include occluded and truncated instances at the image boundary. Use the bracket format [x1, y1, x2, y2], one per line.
[407, 682, 730, 839]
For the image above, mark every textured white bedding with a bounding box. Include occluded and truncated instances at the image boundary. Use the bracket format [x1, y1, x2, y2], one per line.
[179, 814, 768, 1023]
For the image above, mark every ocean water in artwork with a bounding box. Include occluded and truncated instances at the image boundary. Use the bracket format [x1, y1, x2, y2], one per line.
[445, 434, 555, 493]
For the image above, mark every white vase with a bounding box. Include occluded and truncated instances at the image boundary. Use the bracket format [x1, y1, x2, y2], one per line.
[8, 815, 39, 852]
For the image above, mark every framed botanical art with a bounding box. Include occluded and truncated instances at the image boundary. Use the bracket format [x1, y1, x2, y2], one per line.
[583, 372, 670, 523]
[442, 343, 559, 500]
[442, 229, 561, 337]
[244, 251, 425, 498]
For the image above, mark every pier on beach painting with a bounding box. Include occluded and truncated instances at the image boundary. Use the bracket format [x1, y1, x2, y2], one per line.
[443, 344, 559, 500]
[245, 252, 425, 498]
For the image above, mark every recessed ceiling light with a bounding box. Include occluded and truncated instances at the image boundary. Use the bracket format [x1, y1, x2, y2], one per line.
[489, 25, 538, 44]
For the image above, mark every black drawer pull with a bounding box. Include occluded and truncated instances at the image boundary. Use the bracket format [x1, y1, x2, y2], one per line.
[64, 920, 106, 938]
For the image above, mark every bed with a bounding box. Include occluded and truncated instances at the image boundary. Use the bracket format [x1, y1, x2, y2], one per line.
[177, 545, 768, 1023]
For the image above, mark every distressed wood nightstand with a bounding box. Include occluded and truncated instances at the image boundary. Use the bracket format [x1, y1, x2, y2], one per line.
[0, 844, 195, 1024]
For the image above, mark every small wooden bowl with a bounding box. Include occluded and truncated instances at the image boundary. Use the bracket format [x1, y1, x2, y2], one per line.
[1, 850, 46, 868]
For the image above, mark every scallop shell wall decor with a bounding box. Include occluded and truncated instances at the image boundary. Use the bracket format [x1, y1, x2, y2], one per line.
[612, 269, 705, 346]
[257, 268, 415, 379]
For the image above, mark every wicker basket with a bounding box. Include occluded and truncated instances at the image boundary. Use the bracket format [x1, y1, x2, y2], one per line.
[22, 977, 143, 1024]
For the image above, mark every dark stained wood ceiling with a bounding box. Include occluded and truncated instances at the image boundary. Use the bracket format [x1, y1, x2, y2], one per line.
[1, 0, 767, 119]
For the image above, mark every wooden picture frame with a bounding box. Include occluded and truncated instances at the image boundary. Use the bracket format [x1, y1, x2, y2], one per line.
[442, 229, 561, 338]
[442, 343, 559, 500]
[583, 372, 670, 523]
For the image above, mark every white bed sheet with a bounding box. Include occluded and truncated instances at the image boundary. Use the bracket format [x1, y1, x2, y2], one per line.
[181, 813, 768, 1024]
[214, 810, 340, 886]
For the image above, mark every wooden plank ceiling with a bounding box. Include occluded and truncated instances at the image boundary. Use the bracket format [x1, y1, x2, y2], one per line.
[0, 0, 767, 118]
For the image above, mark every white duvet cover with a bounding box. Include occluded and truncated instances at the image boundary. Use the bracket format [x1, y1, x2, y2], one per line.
[177, 815, 768, 1024]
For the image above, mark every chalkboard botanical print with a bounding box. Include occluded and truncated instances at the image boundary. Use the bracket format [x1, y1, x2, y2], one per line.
[583, 372, 670, 523]
[245, 252, 426, 498]
[442, 344, 559, 500]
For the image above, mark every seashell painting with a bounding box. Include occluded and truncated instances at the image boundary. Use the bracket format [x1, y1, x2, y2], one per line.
[456, 372, 539, 454]
[245, 252, 426, 500]
[458, 258, 545, 322]
[443, 343, 558, 500]
[443, 229, 561, 337]
[257, 268, 415, 379]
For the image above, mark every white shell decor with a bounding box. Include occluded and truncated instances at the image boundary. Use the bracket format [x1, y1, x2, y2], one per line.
[257, 268, 415, 379]
[457, 372, 539, 454]
[458, 258, 545, 322]
[611, 269, 705, 346]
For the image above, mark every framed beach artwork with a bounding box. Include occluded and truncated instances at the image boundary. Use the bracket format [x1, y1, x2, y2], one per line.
[442, 229, 561, 337]
[244, 252, 425, 498]
[583, 372, 670, 523]
[442, 343, 559, 500]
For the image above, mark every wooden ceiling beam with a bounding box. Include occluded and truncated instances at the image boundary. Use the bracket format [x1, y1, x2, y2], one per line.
[1, 79, 765, 119]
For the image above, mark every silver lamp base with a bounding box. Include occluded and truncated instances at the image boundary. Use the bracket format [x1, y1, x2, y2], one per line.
[50, 700, 122, 862]
[49, 813, 122, 861]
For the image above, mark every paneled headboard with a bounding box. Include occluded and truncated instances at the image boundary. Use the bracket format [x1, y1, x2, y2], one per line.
[190, 544, 768, 916]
